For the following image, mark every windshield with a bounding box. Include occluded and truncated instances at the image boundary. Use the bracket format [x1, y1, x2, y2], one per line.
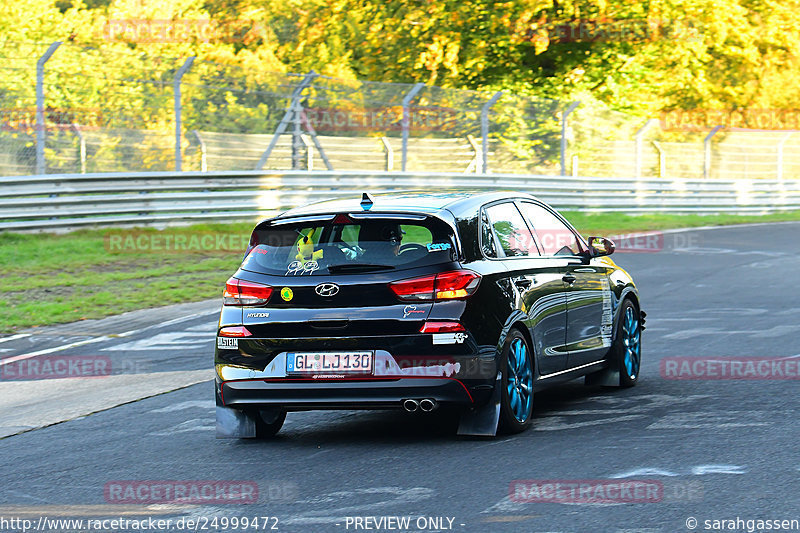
[242, 215, 458, 276]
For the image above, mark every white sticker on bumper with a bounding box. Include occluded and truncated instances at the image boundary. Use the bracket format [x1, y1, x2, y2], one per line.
[432, 332, 467, 345]
[217, 337, 239, 349]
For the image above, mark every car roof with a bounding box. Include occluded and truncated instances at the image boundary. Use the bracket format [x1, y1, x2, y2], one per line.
[274, 190, 541, 219]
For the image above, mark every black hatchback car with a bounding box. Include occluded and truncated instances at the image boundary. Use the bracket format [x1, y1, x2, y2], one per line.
[215, 191, 643, 438]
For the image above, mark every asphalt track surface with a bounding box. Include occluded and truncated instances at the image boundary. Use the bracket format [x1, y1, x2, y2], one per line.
[1, 223, 799, 533]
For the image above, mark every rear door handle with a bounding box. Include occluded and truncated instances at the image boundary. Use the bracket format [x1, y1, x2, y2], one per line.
[513, 277, 532, 289]
[562, 274, 577, 284]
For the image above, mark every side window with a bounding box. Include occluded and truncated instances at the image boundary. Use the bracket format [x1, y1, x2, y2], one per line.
[480, 210, 498, 258]
[484, 202, 539, 258]
[519, 202, 583, 256]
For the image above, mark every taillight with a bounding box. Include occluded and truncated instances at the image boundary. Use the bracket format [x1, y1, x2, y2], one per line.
[419, 321, 466, 333]
[389, 270, 481, 302]
[223, 277, 273, 306]
[389, 273, 437, 301]
[433, 270, 481, 299]
[218, 326, 252, 337]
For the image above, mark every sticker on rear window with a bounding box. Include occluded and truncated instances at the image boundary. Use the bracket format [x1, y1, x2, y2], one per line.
[217, 337, 238, 349]
[427, 242, 452, 252]
[286, 260, 319, 276]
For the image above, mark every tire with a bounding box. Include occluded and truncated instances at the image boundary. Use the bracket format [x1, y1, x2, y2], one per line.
[612, 299, 642, 387]
[252, 408, 286, 438]
[498, 329, 534, 434]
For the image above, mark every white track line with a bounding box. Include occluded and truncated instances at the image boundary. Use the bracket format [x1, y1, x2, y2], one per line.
[0, 309, 218, 367]
[0, 334, 31, 344]
[0, 336, 112, 367]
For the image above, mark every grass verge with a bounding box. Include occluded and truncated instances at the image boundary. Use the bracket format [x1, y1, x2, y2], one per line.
[2, 211, 800, 332]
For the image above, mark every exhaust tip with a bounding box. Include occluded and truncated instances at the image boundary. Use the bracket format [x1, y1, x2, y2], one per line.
[403, 399, 419, 412]
[419, 398, 437, 412]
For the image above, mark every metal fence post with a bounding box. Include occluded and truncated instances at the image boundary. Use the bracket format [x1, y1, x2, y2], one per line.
[71, 123, 86, 174]
[381, 137, 394, 171]
[173, 57, 195, 172]
[401, 83, 425, 172]
[652, 141, 665, 178]
[481, 91, 503, 173]
[298, 106, 333, 171]
[35, 41, 62, 175]
[465, 135, 480, 173]
[704, 125, 724, 179]
[256, 71, 318, 170]
[190, 130, 207, 172]
[635, 119, 657, 178]
[291, 99, 305, 170]
[777, 132, 794, 181]
[300, 134, 314, 171]
[560, 101, 580, 176]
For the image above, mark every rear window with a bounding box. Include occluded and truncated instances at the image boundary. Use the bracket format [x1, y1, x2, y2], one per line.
[242, 215, 458, 275]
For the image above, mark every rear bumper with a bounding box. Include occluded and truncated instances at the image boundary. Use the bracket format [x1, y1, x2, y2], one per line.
[215, 344, 497, 411]
[219, 376, 480, 410]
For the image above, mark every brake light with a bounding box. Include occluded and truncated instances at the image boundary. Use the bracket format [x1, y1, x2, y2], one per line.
[218, 326, 253, 337]
[332, 213, 353, 224]
[434, 270, 481, 299]
[223, 277, 273, 306]
[389, 273, 437, 300]
[419, 321, 466, 333]
[389, 270, 481, 302]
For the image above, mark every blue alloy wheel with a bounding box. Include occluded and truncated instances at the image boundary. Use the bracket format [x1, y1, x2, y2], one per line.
[621, 306, 641, 379]
[506, 337, 533, 423]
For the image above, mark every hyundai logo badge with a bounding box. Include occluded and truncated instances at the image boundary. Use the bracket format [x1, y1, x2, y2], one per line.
[315, 283, 340, 297]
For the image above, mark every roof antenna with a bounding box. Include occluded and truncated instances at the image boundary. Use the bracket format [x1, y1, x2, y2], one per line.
[360, 192, 374, 211]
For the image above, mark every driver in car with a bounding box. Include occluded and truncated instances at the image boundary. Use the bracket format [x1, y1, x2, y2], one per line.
[357, 223, 405, 261]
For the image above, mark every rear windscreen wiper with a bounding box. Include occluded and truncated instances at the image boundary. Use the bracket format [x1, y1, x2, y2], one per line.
[327, 263, 396, 273]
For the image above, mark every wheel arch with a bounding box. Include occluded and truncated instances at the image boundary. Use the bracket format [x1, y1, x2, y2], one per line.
[612, 288, 641, 342]
[509, 321, 535, 371]
[495, 309, 536, 373]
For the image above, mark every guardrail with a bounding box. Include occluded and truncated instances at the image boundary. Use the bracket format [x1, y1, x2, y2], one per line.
[2, 170, 800, 231]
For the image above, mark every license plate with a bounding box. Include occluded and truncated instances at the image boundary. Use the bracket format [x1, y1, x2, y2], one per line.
[286, 351, 374, 374]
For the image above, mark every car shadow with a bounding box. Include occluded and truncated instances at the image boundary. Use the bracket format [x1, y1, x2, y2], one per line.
[226, 380, 649, 447]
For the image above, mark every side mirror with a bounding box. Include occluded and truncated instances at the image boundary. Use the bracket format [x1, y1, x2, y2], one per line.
[588, 236, 615, 257]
